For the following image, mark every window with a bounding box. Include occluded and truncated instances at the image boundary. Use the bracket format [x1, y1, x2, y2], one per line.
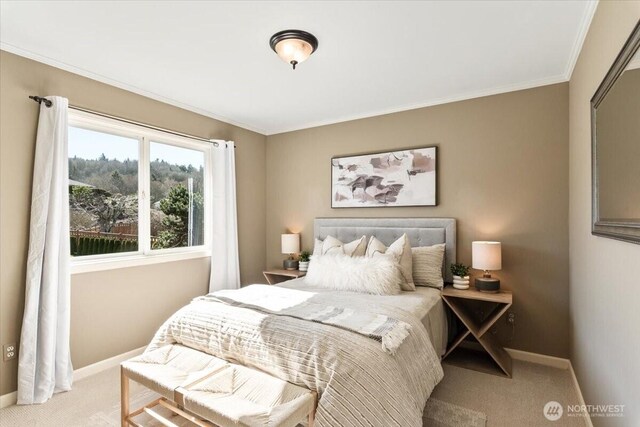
[68, 110, 212, 272]
[150, 142, 205, 249]
[69, 127, 140, 256]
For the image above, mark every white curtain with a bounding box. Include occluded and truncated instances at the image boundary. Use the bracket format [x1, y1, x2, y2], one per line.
[209, 141, 240, 292]
[18, 97, 73, 404]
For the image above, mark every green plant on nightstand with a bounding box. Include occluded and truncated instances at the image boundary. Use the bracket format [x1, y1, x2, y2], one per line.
[298, 251, 311, 272]
[451, 263, 470, 289]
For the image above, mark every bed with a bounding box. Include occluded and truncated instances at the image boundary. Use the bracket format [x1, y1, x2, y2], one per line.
[308, 217, 455, 356]
[279, 280, 448, 357]
[147, 217, 456, 427]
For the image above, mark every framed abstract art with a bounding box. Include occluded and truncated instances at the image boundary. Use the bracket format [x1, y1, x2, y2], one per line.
[331, 146, 437, 208]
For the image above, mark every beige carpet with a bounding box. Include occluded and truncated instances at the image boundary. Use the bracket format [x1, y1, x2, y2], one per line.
[0, 359, 585, 426]
[0, 366, 485, 427]
[433, 360, 586, 427]
[0, 359, 587, 426]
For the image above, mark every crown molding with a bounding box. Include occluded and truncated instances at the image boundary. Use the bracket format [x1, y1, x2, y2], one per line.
[267, 73, 567, 135]
[0, 43, 267, 136]
[4, 9, 595, 138]
[268, 0, 598, 135]
[564, 0, 599, 81]
[627, 56, 640, 71]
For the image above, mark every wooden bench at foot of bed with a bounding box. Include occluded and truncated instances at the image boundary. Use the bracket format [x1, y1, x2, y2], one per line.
[121, 344, 317, 427]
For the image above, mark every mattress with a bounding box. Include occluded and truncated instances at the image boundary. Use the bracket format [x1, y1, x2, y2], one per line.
[278, 278, 448, 357]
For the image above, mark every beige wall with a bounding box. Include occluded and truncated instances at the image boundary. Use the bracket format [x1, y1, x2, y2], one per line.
[266, 83, 570, 357]
[596, 67, 640, 220]
[569, 2, 640, 426]
[0, 51, 266, 396]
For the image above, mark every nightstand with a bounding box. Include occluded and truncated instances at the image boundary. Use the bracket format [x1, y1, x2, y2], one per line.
[263, 269, 306, 285]
[441, 286, 513, 378]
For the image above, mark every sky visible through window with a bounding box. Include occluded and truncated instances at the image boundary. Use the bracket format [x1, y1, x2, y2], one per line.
[69, 127, 205, 168]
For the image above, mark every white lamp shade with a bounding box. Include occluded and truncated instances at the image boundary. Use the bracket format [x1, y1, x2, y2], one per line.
[281, 234, 300, 254]
[472, 241, 502, 271]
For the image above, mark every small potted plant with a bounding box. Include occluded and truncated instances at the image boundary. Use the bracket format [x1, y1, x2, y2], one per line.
[451, 263, 470, 289]
[298, 251, 311, 272]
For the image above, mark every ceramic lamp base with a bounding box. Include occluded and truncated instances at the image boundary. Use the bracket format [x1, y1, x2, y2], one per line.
[475, 277, 500, 293]
[283, 259, 299, 271]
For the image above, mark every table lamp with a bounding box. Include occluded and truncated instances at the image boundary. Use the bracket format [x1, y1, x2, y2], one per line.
[472, 241, 502, 293]
[281, 233, 300, 270]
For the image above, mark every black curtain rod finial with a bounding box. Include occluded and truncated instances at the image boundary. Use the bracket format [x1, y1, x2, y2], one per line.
[29, 95, 52, 108]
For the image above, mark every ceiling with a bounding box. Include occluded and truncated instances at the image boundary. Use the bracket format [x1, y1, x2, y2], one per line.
[1, 1, 597, 135]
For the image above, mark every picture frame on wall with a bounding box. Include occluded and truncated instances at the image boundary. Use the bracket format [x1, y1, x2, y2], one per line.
[331, 146, 437, 208]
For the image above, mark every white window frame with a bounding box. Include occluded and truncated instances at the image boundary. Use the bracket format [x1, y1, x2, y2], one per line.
[68, 110, 213, 274]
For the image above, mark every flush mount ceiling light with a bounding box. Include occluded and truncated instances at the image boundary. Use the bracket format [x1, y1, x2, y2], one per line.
[269, 29, 318, 70]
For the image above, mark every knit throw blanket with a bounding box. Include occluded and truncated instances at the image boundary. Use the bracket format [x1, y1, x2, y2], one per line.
[198, 285, 412, 355]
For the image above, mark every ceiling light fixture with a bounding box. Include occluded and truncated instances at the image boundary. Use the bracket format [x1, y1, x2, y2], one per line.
[269, 29, 318, 70]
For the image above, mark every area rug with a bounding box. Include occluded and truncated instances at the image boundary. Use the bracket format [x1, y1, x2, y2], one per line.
[424, 398, 487, 427]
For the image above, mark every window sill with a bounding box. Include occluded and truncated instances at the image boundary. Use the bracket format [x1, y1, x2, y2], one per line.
[70, 250, 211, 275]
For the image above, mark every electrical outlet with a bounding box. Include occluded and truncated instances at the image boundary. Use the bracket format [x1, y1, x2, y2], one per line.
[3, 343, 17, 362]
[507, 312, 516, 325]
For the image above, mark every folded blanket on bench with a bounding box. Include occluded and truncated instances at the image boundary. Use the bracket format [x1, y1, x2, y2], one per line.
[200, 285, 411, 354]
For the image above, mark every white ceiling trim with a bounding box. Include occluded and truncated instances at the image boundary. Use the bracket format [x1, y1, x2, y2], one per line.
[268, 73, 568, 135]
[1, 38, 582, 136]
[627, 57, 640, 71]
[0, 42, 267, 135]
[2, 1, 598, 137]
[274, 0, 598, 137]
[5, 39, 573, 137]
[563, 0, 599, 80]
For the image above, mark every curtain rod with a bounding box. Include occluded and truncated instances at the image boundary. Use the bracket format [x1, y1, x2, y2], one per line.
[28, 95, 236, 148]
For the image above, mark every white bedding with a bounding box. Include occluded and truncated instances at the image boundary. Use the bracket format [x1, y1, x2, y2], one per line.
[279, 278, 448, 356]
[148, 283, 444, 427]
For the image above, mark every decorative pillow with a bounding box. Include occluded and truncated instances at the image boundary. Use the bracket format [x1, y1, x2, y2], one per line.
[305, 254, 402, 295]
[365, 234, 415, 291]
[313, 235, 367, 257]
[411, 244, 446, 288]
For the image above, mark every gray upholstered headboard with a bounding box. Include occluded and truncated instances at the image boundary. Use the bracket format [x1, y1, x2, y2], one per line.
[314, 218, 457, 283]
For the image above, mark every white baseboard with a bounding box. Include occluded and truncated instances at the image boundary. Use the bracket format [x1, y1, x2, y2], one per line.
[0, 391, 17, 410]
[569, 362, 594, 427]
[505, 348, 592, 427]
[505, 347, 570, 369]
[0, 345, 145, 409]
[72, 346, 145, 382]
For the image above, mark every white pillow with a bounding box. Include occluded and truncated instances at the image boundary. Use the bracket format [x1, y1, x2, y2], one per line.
[365, 234, 415, 291]
[305, 254, 402, 295]
[313, 235, 367, 257]
[411, 244, 446, 289]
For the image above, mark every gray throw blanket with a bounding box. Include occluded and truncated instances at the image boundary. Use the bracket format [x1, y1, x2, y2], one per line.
[200, 285, 411, 354]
